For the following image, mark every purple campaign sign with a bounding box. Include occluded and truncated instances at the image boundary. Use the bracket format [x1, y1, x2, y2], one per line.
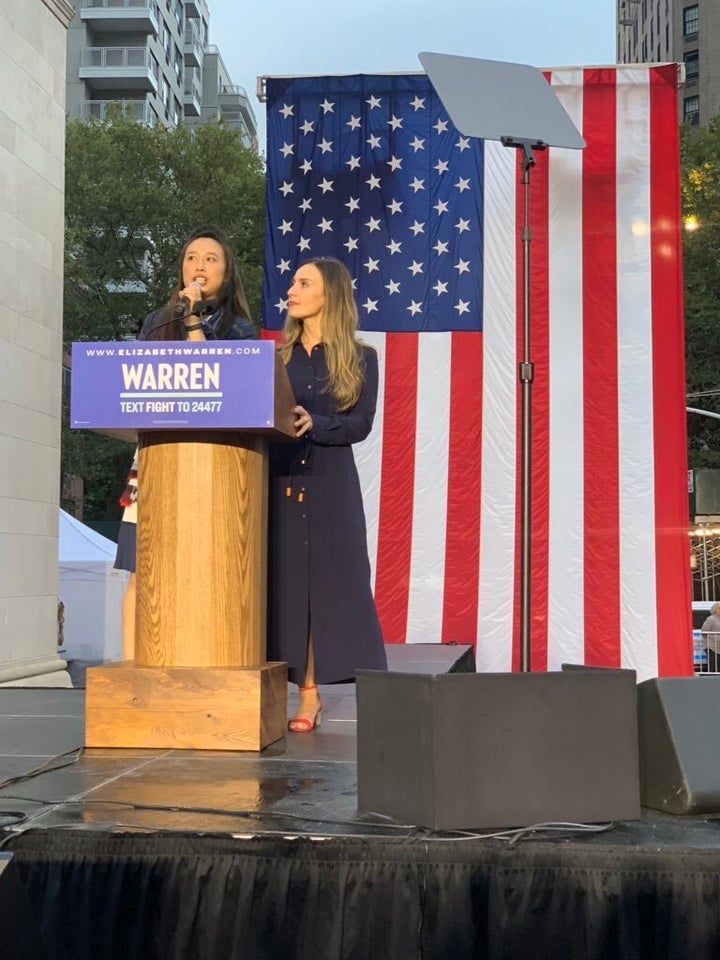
[71, 340, 279, 431]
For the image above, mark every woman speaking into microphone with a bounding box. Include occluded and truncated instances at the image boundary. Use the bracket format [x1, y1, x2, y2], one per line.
[113, 225, 257, 660]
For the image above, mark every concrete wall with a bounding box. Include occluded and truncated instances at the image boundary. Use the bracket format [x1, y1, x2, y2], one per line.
[0, 0, 74, 686]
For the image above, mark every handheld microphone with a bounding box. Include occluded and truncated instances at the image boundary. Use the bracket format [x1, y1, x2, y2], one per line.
[173, 280, 203, 319]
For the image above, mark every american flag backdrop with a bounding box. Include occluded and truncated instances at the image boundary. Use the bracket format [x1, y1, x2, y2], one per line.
[262, 65, 692, 680]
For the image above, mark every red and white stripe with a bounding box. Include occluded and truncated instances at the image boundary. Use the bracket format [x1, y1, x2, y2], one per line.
[353, 65, 691, 680]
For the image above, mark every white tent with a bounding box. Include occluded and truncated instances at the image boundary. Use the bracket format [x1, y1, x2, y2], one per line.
[58, 510, 127, 662]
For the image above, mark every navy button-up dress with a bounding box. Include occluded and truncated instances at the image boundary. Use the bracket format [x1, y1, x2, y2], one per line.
[268, 342, 387, 684]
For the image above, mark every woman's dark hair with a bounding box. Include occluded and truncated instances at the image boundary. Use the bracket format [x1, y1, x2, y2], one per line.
[146, 224, 252, 341]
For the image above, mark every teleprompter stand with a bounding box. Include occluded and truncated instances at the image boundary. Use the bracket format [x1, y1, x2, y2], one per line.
[420, 52, 585, 670]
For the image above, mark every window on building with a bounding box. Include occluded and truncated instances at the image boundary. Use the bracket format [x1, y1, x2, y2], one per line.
[684, 5, 699, 38]
[684, 95, 700, 125]
[666, 23, 670, 55]
[685, 50, 699, 81]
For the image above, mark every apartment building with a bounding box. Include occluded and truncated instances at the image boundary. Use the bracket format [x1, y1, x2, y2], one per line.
[65, 0, 258, 149]
[617, 0, 720, 126]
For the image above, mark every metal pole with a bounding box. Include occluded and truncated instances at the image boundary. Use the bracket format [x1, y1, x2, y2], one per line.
[500, 137, 546, 672]
[519, 155, 534, 673]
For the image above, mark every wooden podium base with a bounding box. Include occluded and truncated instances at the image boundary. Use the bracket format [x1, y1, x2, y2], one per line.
[85, 661, 288, 752]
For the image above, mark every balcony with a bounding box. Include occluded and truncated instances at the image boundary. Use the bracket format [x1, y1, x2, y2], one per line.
[183, 72, 202, 117]
[79, 47, 159, 92]
[184, 0, 208, 20]
[79, 98, 156, 125]
[184, 20, 203, 68]
[80, 0, 159, 35]
[218, 84, 257, 138]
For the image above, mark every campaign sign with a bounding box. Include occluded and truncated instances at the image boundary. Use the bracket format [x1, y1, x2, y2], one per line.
[71, 340, 280, 433]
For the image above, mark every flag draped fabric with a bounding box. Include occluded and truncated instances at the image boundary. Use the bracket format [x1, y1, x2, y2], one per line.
[263, 65, 692, 681]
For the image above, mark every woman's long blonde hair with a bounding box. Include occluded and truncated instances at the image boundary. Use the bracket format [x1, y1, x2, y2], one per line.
[279, 258, 367, 411]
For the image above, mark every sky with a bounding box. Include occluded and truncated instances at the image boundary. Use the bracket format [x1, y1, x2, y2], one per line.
[208, 0, 618, 154]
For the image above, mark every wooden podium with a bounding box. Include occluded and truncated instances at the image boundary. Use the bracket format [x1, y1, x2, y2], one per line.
[71, 341, 296, 751]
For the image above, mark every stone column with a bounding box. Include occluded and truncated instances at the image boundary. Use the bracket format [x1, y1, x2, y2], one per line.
[0, 0, 75, 687]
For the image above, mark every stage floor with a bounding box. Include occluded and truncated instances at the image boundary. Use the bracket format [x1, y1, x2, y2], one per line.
[0, 642, 718, 845]
[4, 645, 720, 958]
[1, 644, 479, 838]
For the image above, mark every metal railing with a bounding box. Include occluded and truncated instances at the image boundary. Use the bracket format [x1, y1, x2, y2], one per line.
[220, 83, 249, 100]
[81, 46, 158, 79]
[82, 0, 158, 11]
[80, 99, 155, 124]
[694, 631, 720, 674]
[184, 20, 202, 47]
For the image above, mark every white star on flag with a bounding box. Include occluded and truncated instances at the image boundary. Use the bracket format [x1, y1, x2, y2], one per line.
[264, 74, 484, 334]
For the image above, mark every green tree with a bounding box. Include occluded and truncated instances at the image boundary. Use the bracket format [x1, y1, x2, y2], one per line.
[62, 114, 266, 519]
[681, 119, 720, 468]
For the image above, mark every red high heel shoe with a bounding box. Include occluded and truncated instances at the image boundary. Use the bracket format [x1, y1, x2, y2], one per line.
[288, 685, 323, 733]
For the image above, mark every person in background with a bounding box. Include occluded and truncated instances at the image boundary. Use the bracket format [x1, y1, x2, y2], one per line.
[701, 602, 720, 673]
[268, 257, 387, 733]
[113, 225, 257, 659]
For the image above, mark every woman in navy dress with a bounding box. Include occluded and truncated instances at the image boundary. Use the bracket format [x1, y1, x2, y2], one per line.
[268, 257, 387, 732]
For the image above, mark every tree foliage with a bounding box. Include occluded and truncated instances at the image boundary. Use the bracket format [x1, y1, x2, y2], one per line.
[62, 115, 266, 518]
[681, 119, 720, 468]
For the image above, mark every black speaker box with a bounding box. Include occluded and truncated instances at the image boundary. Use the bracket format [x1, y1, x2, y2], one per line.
[638, 676, 720, 814]
[356, 669, 641, 830]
